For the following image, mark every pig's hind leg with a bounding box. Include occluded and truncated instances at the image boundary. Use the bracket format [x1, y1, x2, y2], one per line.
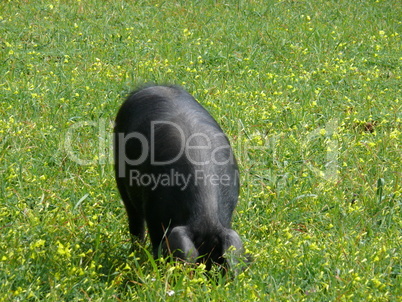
[115, 176, 145, 242]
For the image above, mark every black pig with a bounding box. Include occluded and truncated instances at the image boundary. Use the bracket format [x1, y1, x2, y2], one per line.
[114, 85, 243, 270]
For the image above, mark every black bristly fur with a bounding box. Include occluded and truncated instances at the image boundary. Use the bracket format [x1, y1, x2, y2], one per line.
[114, 85, 243, 270]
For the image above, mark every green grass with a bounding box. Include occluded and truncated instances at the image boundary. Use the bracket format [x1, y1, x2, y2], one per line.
[1, 0, 401, 300]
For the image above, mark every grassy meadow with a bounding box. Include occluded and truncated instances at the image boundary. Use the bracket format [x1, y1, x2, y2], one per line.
[1, 0, 402, 300]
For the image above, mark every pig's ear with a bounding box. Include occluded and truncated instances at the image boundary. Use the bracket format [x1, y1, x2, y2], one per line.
[221, 229, 244, 271]
[222, 229, 243, 253]
[165, 226, 199, 262]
